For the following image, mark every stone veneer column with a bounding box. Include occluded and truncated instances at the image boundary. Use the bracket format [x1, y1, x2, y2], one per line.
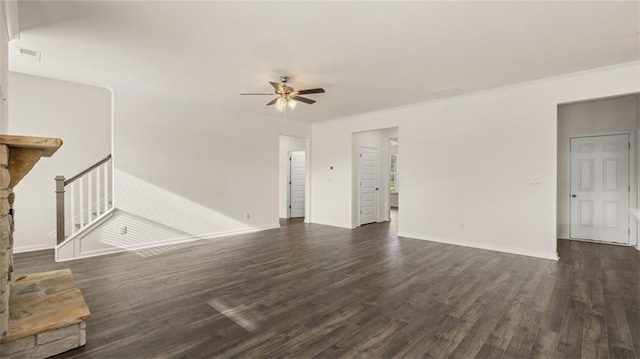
[0, 135, 63, 342]
[0, 144, 11, 338]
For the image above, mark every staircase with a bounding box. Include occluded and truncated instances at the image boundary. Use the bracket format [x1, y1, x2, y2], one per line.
[55, 154, 114, 260]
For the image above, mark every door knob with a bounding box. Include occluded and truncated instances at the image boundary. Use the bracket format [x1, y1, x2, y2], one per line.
[375, 188, 379, 191]
[571, 194, 577, 198]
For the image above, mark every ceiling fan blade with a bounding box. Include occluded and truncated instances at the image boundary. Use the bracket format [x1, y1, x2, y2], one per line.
[240, 93, 274, 95]
[270, 82, 285, 93]
[295, 88, 325, 95]
[290, 96, 316, 104]
[266, 98, 278, 106]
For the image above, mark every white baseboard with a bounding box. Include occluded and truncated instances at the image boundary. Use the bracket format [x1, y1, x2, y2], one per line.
[56, 223, 281, 262]
[308, 219, 354, 229]
[397, 231, 558, 261]
[14, 244, 54, 253]
[557, 234, 570, 240]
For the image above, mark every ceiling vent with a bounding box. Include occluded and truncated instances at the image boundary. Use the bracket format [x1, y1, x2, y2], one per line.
[17, 48, 41, 62]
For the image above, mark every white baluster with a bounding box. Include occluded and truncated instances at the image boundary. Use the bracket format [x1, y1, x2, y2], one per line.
[88, 170, 93, 224]
[70, 182, 76, 236]
[79, 177, 85, 228]
[105, 162, 110, 210]
[96, 165, 101, 217]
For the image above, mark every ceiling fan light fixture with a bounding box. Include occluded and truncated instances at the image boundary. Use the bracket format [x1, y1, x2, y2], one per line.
[241, 75, 325, 111]
[288, 99, 297, 110]
[275, 97, 286, 111]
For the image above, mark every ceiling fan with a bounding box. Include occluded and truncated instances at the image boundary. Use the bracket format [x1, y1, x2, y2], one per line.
[241, 76, 325, 111]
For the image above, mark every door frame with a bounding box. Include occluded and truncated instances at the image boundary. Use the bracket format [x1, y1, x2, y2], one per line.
[287, 150, 305, 219]
[279, 134, 311, 222]
[567, 131, 636, 246]
[359, 145, 379, 226]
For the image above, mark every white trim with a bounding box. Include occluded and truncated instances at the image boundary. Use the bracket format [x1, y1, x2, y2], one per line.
[565, 236, 637, 248]
[286, 151, 293, 218]
[397, 231, 559, 261]
[13, 244, 53, 253]
[109, 87, 116, 208]
[557, 234, 570, 240]
[56, 208, 115, 249]
[309, 219, 354, 230]
[566, 132, 635, 246]
[319, 61, 640, 126]
[304, 137, 312, 223]
[287, 150, 306, 219]
[279, 134, 311, 222]
[636, 130, 640, 249]
[55, 223, 280, 262]
[46, 192, 113, 237]
[3, 0, 19, 40]
[358, 145, 379, 226]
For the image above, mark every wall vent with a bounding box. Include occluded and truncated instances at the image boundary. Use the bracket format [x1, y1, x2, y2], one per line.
[17, 48, 41, 62]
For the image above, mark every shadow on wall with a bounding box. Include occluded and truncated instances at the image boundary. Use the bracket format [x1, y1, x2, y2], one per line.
[63, 170, 258, 259]
[114, 169, 250, 235]
[96, 210, 227, 257]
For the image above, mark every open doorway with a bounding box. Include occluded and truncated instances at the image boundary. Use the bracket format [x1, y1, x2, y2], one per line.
[352, 127, 398, 228]
[279, 135, 309, 223]
[288, 150, 306, 218]
[390, 137, 399, 229]
[557, 94, 640, 248]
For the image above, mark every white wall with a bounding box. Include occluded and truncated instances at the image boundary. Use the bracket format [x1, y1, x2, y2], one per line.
[9, 73, 111, 252]
[57, 169, 261, 259]
[311, 62, 640, 259]
[0, 3, 8, 134]
[279, 135, 306, 218]
[352, 127, 397, 226]
[557, 95, 639, 239]
[59, 90, 309, 256]
[10, 77, 311, 256]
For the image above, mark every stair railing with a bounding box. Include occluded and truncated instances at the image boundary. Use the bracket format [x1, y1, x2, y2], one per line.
[55, 154, 113, 245]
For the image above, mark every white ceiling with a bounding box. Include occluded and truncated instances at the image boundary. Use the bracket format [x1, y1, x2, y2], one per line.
[10, 1, 640, 123]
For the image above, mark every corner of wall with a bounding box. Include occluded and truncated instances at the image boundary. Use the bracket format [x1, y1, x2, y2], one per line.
[0, 2, 8, 135]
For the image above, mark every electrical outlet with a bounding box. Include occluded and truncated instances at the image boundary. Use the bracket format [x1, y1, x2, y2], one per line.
[119, 226, 127, 235]
[244, 213, 250, 220]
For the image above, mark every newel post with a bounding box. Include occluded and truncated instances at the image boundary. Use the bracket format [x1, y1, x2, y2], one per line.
[55, 175, 65, 245]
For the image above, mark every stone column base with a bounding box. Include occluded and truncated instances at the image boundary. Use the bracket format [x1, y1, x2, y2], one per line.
[0, 322, 86, 358]
[0, 269, 91, 359]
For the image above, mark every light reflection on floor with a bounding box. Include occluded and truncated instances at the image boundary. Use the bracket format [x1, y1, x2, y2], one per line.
[208, 299, 260, 333]
[133, 239, 207, 258]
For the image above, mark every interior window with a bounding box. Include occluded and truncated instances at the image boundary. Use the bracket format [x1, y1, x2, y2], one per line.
[390, 154, 398, 193]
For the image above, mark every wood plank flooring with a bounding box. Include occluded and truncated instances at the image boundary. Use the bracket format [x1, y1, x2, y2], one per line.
[12, 214, 640, 358]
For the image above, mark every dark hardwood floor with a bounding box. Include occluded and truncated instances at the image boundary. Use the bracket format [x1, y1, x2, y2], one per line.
[12, 212, 639, 358]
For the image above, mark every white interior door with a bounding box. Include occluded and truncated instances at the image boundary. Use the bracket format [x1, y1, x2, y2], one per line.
[570, 134, 630, 244]
[288, 151, 305, 218]
[360, 146, 378, 225]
